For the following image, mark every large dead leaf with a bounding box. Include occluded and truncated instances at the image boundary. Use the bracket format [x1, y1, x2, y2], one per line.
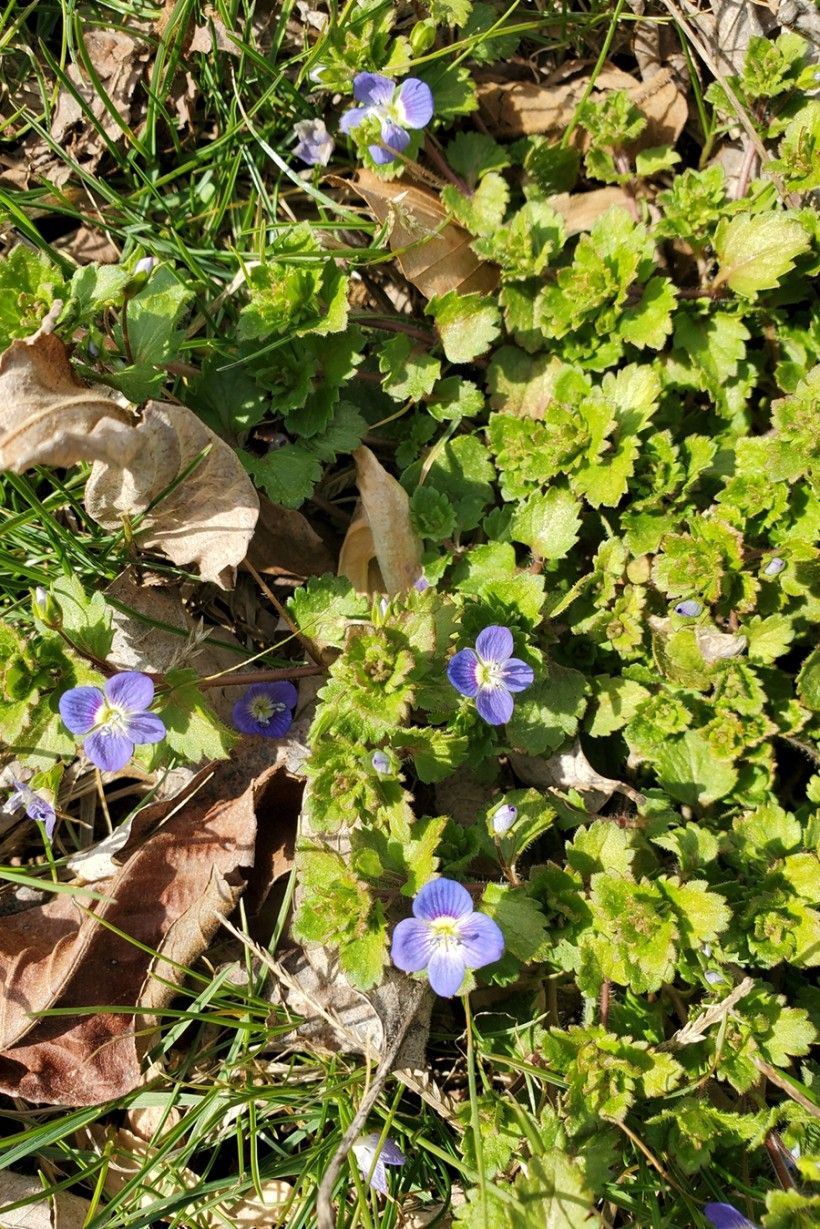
[510, 739, 645, 814]
[550, 187, 635, 235]
[0, 333, 136, 470]
[85, 399, 259, 588]
[0, 759, 265, 1104]
[338, 446, 423, 596]
[477, 62, 686, 149]
[0, 1172, 90, 1228]
[0, 336, 259, 588]
[352, 171, 498, 298]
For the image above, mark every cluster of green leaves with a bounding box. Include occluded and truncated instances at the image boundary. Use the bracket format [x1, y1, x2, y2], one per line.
[0, 578, 235, 778]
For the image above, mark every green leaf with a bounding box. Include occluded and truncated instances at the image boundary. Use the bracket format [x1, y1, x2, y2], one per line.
[510, 488, 582, 560]
[0, 246, 67, 349]
[654, 731, 738, 807]
[125, 264, 193, 368]
[50, 575, 113, 662]
[379, 333, 441, 401]
[587, 676, 650, 737]
[426, 290, 501, 363]
[429, 0, 472, 25]
[338, 906, 388, 990]
[154, 668, 236, 766]
[288, 574, 368, 649]
[714, 211, 810, 297]
[481, 882, 552, 963]
[797, 646, 820, 711]
[441, 172, 509, 236]
[508, 663, 588, 755]
[635, 145, 681, 177]
[67, 263, 129, 317]
[239, 445, 323, 509]
[453, 542, 545, 626]
[619, 276, 677, 350]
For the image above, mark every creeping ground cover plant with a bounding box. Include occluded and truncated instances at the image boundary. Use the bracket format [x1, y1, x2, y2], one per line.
[0, 2, 819, 1228]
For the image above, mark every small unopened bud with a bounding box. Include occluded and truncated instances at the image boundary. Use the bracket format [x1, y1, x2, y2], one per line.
[492, 803, 518, 834]
[764, 556, 785, 576]
[32, 587, 62, 629]
[409, 18, 436, 55]
[674, 600, 703, 617]
[123, 254, 156, 298]
[372, 751, 391, 775]
[134, 255, 155, 276]
[704, 970, 724, 985]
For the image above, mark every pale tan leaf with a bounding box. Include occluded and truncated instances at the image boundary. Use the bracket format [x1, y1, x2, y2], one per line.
[695, 627, 748, 665]
[0, 333, 136, 471]
[85, 399, 259, 589]
[550, 187, 635, 235]
[352, 171, 498, 299]
[510, 739, 644, 814]
[51, 30, 148, 172]
[337, 504, 382, 594]
[245, 493, 334, 579]
[340, 446, 422, 596]
[0, 1172, 90, 1229]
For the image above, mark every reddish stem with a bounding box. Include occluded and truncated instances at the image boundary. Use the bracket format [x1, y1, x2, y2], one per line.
[196, 664, 325, 690]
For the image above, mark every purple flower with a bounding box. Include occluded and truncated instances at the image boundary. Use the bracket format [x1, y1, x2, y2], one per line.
[134, 255, 155, 276]
[492, 803, 517, 834]
[232, 681, 297, 737]
[391, 878, 505, 997]
[372, 750, 391, 775]
[704, 1204, 757, 1229]
[674, 600, 703, 617]
[704, 970, 725, 985]
[351, 1132, 405, 1195]
[6, 779, 56, 840]
[447, 625, 534, 725]
[340, 73, 433, 165]
[764, 557, 785, 576]
[413, 575, 430, 592]
[59, 672, 166, 774]
[293, 117, 334, 167]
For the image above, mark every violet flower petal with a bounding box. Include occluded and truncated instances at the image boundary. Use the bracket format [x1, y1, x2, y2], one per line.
[427, 946, 465, 997]
[492, 803, 518, 834]
[457, 912, 505, 969]
[353, 72, 395, 106]
[379, 1138, 406, 1166]
[339, 105, 369, 134]
[371, 121, 410, 164]
[59, 686, 105, 735]
[475, 625, 513, 663]
[391, 917, 436, 972]
[413, 877, 473, 921]
[124, 713, 166, 745]
[84, 728, 134, 773]
[105, 671, 154, 712]
[395, 78, 434, 129]
[447, 648, 480, 697]
[501, 657, 534, 692]
[475, 685, 513, 725]
[704, 1204, 757, 1229]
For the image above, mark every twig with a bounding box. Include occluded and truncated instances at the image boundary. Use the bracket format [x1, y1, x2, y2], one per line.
[316, 981, 426, 1229]
[424, 132, 471, 195]
[658, 977, 754, 1050]
[599, 979, 611, 1028]
[754, 1058, 820, 1119]
[765, 1131, 797, 1191]
[244, 560, 327, 668]
[196, 664, 325, 690]
[734, 138, 758, 201]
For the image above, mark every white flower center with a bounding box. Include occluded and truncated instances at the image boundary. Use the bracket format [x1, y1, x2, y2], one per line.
[475, 659, 503, 689]
[98, 702, 129, 732]
[429, 917, 462, 950]
[249, 697, 286, 724]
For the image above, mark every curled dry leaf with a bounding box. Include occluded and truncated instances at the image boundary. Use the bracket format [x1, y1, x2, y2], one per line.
[695, 626, 748, 665]
[352, 170, 499, 298]
[0, 333, 136, 471]
[478, 63, 687, 149]
[338, 446, 423, 597]
[245, 493, 335, 580]
[86, 399, 259, 589]
[0, 1171, 90, 1229]
[0, 759, 265, 1104]
[510, 738, 645, 814]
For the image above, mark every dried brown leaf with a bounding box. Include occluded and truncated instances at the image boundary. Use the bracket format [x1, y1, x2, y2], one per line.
[352, 171, 498, 299]
[0, 333, 136, 471]
[0, 759, 263, 1104]
[85, 399, 259, 588]
[245, 493, 335, 579]
[338, 446, 422, 597]
[0, 1172, 90, 1228]
[550, 187, 635, 235]
[510, 739, 645, 814]
[51, 30, 148, 172]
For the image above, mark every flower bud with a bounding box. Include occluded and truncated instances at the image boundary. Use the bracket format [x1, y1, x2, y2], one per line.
[372, 750, 391, 775]
[764, 556, 785, 576]
[32, 587, 63, 629]
[492, 803, 518, 834]
[674, 600, 703, 617]
[409, 19, 436, 55]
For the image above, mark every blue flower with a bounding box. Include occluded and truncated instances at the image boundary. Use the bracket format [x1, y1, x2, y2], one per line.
[764, 556, 785, 576]
[60, 672, 166, 774]
[704, 1203, 757, 1229]
[391, 878, 504, 997]
[6, 779, 56, 840]
[371, 750, 391, 775]
[447, 625, 534, 725]
[340, 73, 433, 165]
[674, 599, 703, 617]
[491, 803, 518, 834]
[232, 681, 297, 737]
[351, 1132, 405, 1195]
[293, 117, 335, 166]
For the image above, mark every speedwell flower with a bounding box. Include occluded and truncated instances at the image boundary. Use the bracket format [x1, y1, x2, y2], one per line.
[340, 72, 433, 165]
[59, 672, 166, 773]
[232, 681, 297, 737]
[704, 1204, 757, 1229]
[447, 625, 534, 725]
[351, 1132, 405, 1195]
[293, 117, 334, 166]
[391, 878, 505, 997]
[6, 779, 56, 840]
